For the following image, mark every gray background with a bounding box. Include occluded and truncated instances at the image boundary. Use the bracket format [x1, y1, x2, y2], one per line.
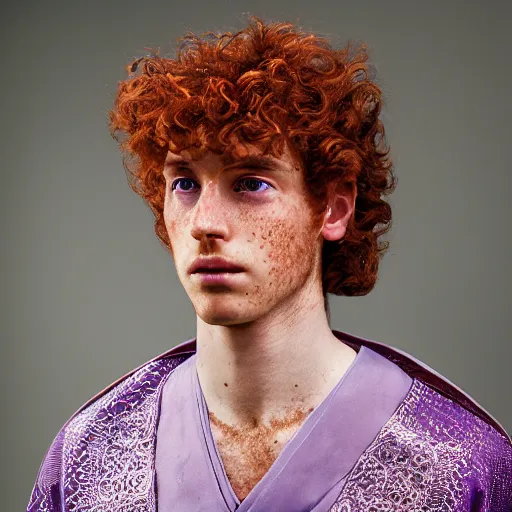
[2, 1, 511, 509]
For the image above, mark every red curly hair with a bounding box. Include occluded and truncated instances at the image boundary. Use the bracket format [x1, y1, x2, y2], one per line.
[109, 16, 396, 310]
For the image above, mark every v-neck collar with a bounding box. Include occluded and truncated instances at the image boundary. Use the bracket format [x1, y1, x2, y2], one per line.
[192, 344, 412, 511]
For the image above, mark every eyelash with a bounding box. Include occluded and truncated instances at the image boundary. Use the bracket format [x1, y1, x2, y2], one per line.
[170, 177, 273, 194]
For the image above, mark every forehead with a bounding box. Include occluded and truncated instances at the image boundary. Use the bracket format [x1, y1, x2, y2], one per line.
[164, 141, 301, 172]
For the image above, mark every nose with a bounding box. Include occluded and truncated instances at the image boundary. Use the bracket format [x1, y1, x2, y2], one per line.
[189, 182, 231, 242]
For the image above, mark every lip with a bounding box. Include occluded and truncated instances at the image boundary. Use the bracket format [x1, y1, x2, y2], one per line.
[192, 271, 245, 285]
[189, 257, 246, 274]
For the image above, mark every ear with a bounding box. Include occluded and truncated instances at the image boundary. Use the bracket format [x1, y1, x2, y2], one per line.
[322, 181, 357, 241]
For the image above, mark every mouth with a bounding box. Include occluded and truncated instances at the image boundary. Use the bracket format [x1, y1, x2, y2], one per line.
[192, 270, 245, 286]
[193, 269, 244, 273]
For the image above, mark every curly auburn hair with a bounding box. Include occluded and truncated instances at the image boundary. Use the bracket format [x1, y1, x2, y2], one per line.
[109, 16, 397, 308]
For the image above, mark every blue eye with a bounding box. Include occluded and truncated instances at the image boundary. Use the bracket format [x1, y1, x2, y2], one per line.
[171, 177, 272, 193]
[171, 178, 195, 192]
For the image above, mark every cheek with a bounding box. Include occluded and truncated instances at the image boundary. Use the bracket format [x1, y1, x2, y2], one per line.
[259, 210, 316, 278]
[266, 222, 297, 271]
[163, 203, 181, 254]
[164, 212, 177, 242]
[163, 198, 172, 228]
[163, 196, 182, 238]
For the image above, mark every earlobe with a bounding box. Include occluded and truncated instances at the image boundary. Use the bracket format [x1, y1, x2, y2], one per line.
[322, 217, 348, 242]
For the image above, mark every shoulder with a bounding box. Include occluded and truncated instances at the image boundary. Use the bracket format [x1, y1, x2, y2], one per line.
[401, 380, 512, 508]
[334, 329, 511, 444]
[339, 330, 512, 505]
[396, 377, 511, 455]
[65, 337, 197, 427]
[340, 377, 512, 510]
[27, 339, 196, 511]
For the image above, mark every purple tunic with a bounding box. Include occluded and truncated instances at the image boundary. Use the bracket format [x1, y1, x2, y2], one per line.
[156, 345, 412, 511]
[27, 330, 512, 511]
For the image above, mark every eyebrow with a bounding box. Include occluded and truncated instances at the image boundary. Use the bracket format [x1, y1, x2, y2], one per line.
[163, 155, 293, 174]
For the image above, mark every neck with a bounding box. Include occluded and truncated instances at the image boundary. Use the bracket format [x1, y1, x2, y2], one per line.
[194, 289, 357, 429]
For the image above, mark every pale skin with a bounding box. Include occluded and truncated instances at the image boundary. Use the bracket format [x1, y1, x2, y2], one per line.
[162, 140, 358, 500]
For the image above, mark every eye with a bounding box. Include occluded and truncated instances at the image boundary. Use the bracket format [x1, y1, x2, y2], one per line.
[171, 177, 272, 193]
[171, 177, 196, 192]
[234, 178, 272, 193]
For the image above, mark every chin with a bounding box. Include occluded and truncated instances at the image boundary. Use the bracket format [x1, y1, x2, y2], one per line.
[195, 302, 259, 327]
[197, 305, 245, 324]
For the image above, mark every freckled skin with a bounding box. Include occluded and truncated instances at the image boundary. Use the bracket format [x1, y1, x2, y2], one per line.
[163, 143, 323, 327]
[232, 204, 318, 319]
[209, 405, 315, 501]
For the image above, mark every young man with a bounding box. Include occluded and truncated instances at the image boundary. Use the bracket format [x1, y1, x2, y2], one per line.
[28, 17, 511, 512]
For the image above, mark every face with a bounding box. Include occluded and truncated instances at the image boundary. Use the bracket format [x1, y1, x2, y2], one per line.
[162, 141, 327, 327]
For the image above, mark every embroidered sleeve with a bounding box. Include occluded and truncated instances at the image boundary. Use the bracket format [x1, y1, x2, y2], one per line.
[471, 424, 512, 511]
[27, 429, 64, 512]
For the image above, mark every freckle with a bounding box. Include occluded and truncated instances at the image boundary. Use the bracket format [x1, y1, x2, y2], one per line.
[224, 382, 228, 387]
[252, 232, 256, 236]
[274, 440, 278, 444]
